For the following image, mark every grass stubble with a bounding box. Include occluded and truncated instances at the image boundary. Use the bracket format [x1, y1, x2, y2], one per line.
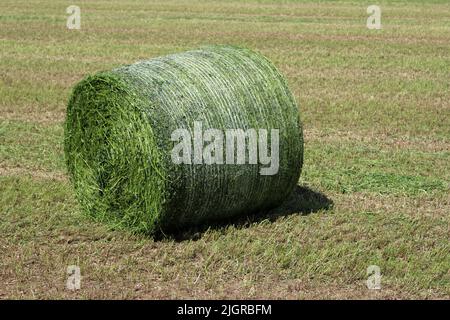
[0, 0, 449, 299]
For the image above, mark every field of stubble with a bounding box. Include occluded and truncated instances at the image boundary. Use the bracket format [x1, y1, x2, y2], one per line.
[0, 0, 449, 299]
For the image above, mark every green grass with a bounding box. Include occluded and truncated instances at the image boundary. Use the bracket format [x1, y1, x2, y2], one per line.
[0, 0, 449, 299]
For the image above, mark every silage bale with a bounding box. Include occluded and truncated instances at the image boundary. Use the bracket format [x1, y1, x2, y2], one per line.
[64, 45, 303, 234]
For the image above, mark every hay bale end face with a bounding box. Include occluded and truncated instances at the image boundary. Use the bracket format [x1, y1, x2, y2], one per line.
[64, 45, 303, 234]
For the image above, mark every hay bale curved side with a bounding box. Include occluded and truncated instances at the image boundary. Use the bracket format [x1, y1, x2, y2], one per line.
[64, 45, 304, 234]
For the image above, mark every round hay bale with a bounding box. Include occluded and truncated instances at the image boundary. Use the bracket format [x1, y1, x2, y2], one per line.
[64, 45, 303, 234]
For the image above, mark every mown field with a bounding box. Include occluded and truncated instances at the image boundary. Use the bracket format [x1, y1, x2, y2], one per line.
[0, 0, 449, 299]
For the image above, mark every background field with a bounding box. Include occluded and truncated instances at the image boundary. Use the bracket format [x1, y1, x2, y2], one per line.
[0, 0, 449, 299]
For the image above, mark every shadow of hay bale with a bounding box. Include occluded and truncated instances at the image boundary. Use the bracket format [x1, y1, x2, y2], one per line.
[157, 185, 333, 242]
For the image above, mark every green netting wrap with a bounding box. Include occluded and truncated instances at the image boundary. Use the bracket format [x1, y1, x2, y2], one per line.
[64, 45, 303, 235]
